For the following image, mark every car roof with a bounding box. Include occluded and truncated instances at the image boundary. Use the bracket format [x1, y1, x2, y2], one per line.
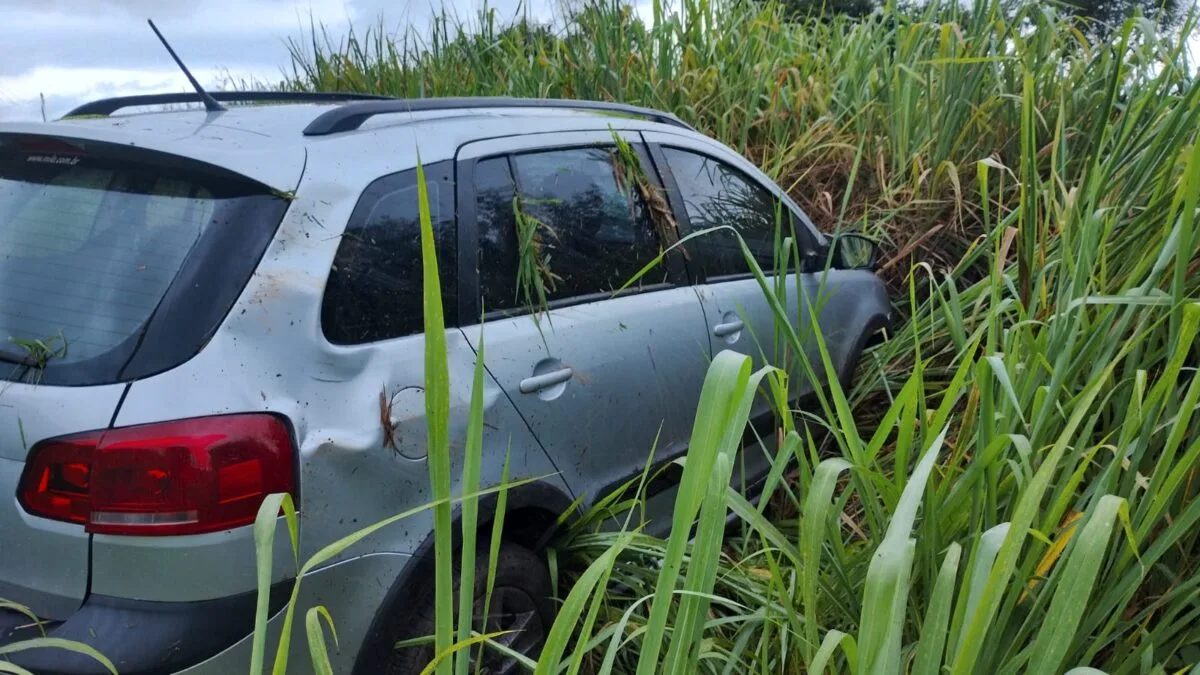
[0, 101, 704, 191]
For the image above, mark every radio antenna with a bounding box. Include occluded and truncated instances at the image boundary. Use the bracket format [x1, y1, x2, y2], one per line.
[147, 19, 226, 113]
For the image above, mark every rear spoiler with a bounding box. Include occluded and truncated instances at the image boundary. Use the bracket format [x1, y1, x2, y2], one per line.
[0, 122, 305, 192]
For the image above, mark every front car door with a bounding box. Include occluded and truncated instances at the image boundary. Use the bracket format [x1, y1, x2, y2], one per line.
[643, 130, 830, 491]
[455, 130, 712, 534]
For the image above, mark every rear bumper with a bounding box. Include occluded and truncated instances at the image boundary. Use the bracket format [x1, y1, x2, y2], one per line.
[0, 583, 290, 675]
[1, 552, 410, 675]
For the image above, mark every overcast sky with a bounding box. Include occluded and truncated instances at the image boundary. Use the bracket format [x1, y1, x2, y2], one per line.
[0, 0, 563, 121]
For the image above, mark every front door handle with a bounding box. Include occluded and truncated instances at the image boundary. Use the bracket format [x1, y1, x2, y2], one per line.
[713, 320, 745, 338]
[520, 367, 574, 394]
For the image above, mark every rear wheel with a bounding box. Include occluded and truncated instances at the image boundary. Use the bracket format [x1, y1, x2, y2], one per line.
[386, 541, 556, 675]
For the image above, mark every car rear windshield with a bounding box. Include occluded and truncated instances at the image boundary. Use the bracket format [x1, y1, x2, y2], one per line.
[0, 135, 285, 385]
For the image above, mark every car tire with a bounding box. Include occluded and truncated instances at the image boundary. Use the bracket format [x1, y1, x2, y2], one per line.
[385, 540, 556, 675]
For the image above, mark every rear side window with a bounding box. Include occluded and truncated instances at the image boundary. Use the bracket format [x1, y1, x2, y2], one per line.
[474, 146, 667, 314]
[322, 161, 456, 344]
[661, 147, 794, 278]
[0, 138, 271, 376]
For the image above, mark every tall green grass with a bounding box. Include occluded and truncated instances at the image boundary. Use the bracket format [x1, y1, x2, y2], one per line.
[280, 0, 1196, 288]
[242, 0, 1200, 673]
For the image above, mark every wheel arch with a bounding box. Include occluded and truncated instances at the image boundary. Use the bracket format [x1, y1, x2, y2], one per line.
[349, 479, 576, 675]
[837, 310, 892, 389]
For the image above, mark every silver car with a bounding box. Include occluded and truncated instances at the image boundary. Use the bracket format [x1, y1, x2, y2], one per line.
[0, 93, 891, 674]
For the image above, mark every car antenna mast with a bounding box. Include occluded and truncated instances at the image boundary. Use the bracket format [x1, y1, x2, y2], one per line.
[146, 19, 226, 113]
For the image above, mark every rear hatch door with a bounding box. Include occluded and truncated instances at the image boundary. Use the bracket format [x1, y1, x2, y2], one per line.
[0, 130, 294, 620]
[0, 384, 125, 620]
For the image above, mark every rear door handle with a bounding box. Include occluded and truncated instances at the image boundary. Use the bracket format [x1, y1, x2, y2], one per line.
[519, 367, 574, 394]
[713, 320, 744, 337]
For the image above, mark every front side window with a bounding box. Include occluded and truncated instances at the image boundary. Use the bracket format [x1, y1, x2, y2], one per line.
[475, 146, 667, 314]
[321, 162, 456, 344]
[661, 147, 795, 278]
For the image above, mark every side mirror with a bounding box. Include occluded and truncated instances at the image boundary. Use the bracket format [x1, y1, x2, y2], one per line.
[831, 233, 880, 270]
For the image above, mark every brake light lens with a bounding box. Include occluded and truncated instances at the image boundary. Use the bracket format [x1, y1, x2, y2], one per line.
[18, 414, 295, 536]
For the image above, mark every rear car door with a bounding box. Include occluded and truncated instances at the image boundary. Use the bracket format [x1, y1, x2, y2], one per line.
[455, 131, 711, 530]
[645, 131, 827, 489]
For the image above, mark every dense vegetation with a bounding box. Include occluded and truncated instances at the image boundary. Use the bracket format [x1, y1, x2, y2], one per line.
[761, 0, 1188, 39]
[4, 0, 1197, 673]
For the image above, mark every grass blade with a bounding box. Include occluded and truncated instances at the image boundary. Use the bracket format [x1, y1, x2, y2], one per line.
[533, 533, 635, 675]
[455, 328, 488, 675]
[250, 492, 297, 675]
[304, 605, 339, 675]
[0, 638, 117, 675]
[858, 427, 947, 674]
[810, 630, 858, 674]
[415, 153, 456, 675]
[911, 543, 963, 675]
[634, 350, 757, 675]
[801, 457, 852, 663]
[1027, 496, 1127, 673]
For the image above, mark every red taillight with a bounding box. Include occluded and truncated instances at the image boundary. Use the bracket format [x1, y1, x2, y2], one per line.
[18, 415, 295, 536]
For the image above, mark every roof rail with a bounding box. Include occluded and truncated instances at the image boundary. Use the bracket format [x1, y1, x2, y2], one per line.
[301, 97, 696, 136]
[64, 91, 395, 118]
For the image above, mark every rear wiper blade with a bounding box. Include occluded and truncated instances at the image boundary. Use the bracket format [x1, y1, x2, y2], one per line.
[0, 346, 44, 368]
[1, 333, 69, 370]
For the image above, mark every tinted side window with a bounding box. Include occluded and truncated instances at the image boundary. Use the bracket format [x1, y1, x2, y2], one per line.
[321, 161, 456, 344]
[661, 147, 793, 278]
[476, 146, 667, 313]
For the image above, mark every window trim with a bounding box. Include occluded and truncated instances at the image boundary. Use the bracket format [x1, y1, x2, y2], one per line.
[455, 155, 483, 327]
[481, 282, 676, 322]
[648, 141, 819, 283]
[641, 140, 700, 286]
[457, 139, 690, 326]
